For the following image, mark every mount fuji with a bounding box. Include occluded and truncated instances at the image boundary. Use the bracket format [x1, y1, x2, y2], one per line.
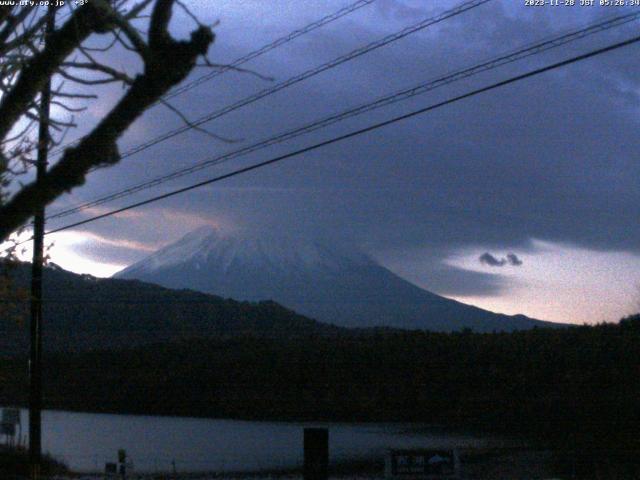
[115, 226, 555, 332]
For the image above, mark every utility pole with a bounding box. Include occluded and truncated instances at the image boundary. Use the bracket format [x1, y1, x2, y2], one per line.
[29, 6, 55, 480]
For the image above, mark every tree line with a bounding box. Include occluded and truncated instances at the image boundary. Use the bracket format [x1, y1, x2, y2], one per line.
[1, 315, 639, 475]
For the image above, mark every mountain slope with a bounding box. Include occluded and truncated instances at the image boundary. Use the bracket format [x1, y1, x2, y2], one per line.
[0, 262, 342, 354]
[116, 227, 557, 332]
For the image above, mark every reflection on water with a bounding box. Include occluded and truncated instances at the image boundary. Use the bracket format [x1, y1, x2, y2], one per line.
[8, 408, 494, 473]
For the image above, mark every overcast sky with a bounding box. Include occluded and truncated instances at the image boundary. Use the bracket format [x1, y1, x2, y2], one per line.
[9, 0, 640, 325]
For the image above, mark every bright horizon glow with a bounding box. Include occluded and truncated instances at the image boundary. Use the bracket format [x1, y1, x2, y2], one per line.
[1, 230, 126, 278]
[4, 230, 638, 326]
[443, 240, 640, 325]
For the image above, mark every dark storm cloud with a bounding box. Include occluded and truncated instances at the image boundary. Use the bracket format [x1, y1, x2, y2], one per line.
[47, 1, 640, 295]
[479, 252, 523, 267]
[378, 246, 509, 297]
[479, 253, 506, 267]
[507, 253, 523, 266]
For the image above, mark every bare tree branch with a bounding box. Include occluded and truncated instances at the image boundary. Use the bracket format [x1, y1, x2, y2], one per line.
[0, 4, 111, 141]
[0, 0, 215, 240]
[159, 98, 239, 143]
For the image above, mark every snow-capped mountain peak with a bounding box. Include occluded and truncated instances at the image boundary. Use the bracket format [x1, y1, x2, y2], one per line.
[117, 226, 373, 279]
[115, 227, 550, 332]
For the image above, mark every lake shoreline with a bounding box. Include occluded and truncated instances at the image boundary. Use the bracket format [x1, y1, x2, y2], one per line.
[1, 407, 507, 475]
[1, 402, 521, 447]
[40, 447, 560, 480]
[4, 407, 631, 478]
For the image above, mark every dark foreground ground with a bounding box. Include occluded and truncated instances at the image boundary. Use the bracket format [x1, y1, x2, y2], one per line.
[2, 446, 636, 480]
[2, 317, 639, 479]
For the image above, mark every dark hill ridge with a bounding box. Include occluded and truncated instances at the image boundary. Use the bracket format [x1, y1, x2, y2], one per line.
[0, 262, 342, 355]
[116, 226, 561, 332]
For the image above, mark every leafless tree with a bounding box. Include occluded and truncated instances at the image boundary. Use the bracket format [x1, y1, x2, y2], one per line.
[0, 0, 216, 242]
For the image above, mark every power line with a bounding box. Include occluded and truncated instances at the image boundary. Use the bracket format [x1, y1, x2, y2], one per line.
[46, 0, 378, 159]
[38, 33, 640, 238]
[46, 10, 640, 222]
[68, 0, 492, 164]
[45, 0, 492, 219]
[164, 0, 377, 101]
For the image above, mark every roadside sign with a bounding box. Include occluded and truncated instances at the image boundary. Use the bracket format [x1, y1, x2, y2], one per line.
[385, 449, 460, 479]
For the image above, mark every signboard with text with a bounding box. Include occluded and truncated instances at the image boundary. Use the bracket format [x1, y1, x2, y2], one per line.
[385, 449, 460, 479]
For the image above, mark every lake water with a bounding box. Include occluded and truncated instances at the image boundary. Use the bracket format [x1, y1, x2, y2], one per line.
[6, 408, 498, 473]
